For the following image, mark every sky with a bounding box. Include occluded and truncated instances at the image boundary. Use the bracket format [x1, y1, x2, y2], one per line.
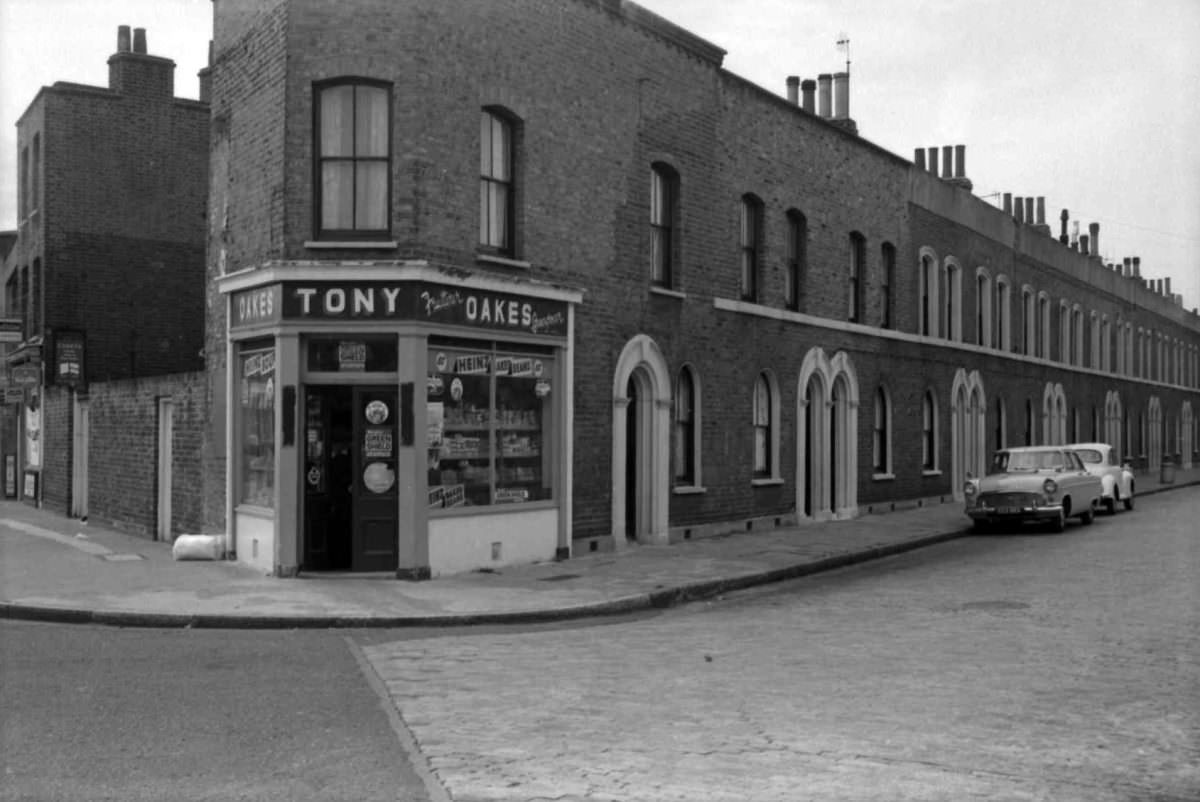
[2, 0, 1198, 311]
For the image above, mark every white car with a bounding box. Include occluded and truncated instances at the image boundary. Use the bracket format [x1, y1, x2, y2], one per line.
[1067, 442, 1134, 514]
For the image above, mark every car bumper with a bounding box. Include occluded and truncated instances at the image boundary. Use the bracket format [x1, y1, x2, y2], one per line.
[967, 504, 1063, 525]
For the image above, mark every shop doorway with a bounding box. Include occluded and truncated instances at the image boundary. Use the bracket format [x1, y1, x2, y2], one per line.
[303, 385, 399, 572]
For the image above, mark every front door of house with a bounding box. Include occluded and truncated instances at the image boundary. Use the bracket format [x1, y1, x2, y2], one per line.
[303, 386, 398, 572]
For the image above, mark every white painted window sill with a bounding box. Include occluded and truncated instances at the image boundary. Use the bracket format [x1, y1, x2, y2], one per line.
[673, 485, 707, 495]
[650, 286, 687, 300]
[922, 469, 942, 477]
[304, 240, 398, 249]
[751, 477, 784, 487]
[872, 472, 895, 481]
[476, 253, 531, 270]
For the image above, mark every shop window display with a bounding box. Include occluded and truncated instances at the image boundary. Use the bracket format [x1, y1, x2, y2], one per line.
[240, 345, 276, 507]
[427, 342, 553, 508]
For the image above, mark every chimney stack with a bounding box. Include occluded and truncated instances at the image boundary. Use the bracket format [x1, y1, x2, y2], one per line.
[801, 79, 816, 113]
[133, 27, 147, 54]
[927, 147, 939, 177]
[1123, 257, 1132, 277]
[108, 26, 175, 98]
[1036, 197, 1046, 226]
[786, 76, 800, 105]
[942, 145, 953, 177]
[1088, 223, 1100, 258]
[1060, 209, 1069, 245]
[833, 72, 849, 118]
[1133, 257, 1141, 277]
[1080, 235, 1090, 255]
[117, 25, 131, 53]
[1166, 277, 1172, 295]
[198, 40, 213, 104]
[817, 74, 832, 118]
[914, 148, 926, 170]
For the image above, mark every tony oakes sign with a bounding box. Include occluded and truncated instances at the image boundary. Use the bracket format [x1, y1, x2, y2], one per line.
[232, 281, 567, 338]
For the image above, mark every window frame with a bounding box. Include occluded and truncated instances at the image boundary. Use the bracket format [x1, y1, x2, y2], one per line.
[785, 210, 806, 311]
[650, 163, 677, 288]
[740, 195, 762, 303]
[751, 371, 780, 481]
[873, 385, 893, 476]
[312, 77, 393, 241]
[480, 107, 517, 256]
[880, 242, 895, 329]
[673, 365, 702, 487]
[921, 390, 938, 472]
[848, 232, 865, 323]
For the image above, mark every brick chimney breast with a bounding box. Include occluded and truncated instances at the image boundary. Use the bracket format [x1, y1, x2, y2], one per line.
[108, 27, 177, 99]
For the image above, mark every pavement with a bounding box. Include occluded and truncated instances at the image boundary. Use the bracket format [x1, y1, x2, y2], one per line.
[2, 466, 1197, 629]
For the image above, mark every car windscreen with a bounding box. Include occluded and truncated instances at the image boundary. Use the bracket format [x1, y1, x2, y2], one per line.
[992, 451, 1061, 472]
[1074, 449, 1103, 464]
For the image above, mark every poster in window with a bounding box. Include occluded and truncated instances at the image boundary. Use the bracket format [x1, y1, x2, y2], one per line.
[363, 428, 393, 459]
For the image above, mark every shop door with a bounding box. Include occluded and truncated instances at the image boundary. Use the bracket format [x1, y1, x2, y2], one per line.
[352, 387, 399, 572]
[302, 386, 399, 572]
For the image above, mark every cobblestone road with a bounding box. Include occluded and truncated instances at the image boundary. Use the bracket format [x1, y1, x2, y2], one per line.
[361, 490, 1200, 801]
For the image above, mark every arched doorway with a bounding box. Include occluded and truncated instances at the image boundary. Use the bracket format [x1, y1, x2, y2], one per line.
[797, 348, 859, 521]
[951, 369, 987, 499]
[611, 335, 671, 547]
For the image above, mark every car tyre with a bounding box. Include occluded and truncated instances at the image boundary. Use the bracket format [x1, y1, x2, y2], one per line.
[1123, 491, 1134, 511]
[1049, 509, 1066, 533]
[1080, 506, 1095, 525]
[1104, 496, 1116, 515]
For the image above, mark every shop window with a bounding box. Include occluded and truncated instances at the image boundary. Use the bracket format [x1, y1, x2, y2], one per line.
[314, 79, 391, 239]
[239, 344, 276, 508]
[427, 341, 554, 508]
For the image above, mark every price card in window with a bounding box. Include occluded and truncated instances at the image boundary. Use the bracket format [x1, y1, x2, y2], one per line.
[363, 428, 393, 458]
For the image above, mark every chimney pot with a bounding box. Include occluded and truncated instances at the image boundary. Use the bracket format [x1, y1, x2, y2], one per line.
[1123, 257, 1132, 277]
[786, 75, 800, 105]
[1026, 198, 1036, 226]
[1036, 197, 1046, 226]
[1003, 193, 1012, 214]
[954, 145, 966, 178]
[942, 145, 953, 178]
[1133, 257, 1141, 277]
[817, 74, 833, 118]
[1166, 277, 1172, 295]
[117, 25, 131, 53]
[800, 79, 816, 113]
[1088, 222, 1100, 257]
[1080, 235, 1090, 255]
[133, 27, 146, 54]
[914, 148, 926, 170]
[1014, 196, 1025, 223]
[927, 147, 939, 177]
[1059, 209, 1069, 244]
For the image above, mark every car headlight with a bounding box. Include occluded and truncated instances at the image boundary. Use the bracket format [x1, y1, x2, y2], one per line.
[1042, 478, 1057, 495]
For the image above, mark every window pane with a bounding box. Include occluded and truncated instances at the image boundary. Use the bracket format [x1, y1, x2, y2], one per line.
[240, 348, 276, 508]
[321, 162, 354, 229]
[320, 85, 354, 156]
[355, 162, 388, 230]
[486, 181, 509, 247]
[754, 428, 767, 473]
[355, 86, 389, 156]
[489, 116, 510, 180]
[753, 377, 769, 425]
[480, 112, 492, 175]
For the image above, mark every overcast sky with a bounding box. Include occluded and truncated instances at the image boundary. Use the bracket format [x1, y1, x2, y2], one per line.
[2, 0, 1198, 310]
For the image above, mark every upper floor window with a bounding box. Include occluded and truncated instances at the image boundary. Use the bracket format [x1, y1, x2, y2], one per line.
[19, 146, 28, 220]
[994, 278, 1011, 352]
[314, 79, 391, 239]
[1021, 287, 1034, 355]
[873, 386, 892, 475]
[740, 195, 762, 302]
[848, 232, 865, 322]
[650, 164, 677, 287]
[785, 210, 806, 311]
[945, 260, 962, 341]
[30, 134, 40, 216]
[880, 243, 895, 328]
[976, 270, 992, 347]
[919, 252, 938, 336]
[480, 109, 516, 255]
[1037, 293, 1051, 359]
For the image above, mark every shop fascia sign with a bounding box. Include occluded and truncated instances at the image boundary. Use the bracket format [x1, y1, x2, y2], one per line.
[231, 281, 568, 337]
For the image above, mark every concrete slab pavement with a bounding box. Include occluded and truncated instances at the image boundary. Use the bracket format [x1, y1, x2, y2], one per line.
[2, 467, 1196, 628]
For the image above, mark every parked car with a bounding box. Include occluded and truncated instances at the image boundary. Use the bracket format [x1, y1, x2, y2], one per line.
[1066, 442, 1134, 514]
[963, 446, 1103, 533]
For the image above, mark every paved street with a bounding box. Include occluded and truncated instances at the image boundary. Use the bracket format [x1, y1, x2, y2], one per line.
[359, 489, 1200, 802]
[0, 626, 433, 802]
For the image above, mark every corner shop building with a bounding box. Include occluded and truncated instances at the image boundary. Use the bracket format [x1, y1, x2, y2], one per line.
[219, 263, 581, 579]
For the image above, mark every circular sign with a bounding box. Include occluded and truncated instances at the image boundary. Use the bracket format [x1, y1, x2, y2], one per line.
[435, 352, 449, 372]
[362, 462, 395, 494]
[307, 466, 322, 486]
[364, 400, 389, 424]
[533, 360, 544, 378]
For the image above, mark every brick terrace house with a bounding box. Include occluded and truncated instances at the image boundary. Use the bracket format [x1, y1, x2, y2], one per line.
[4, 27, 210, 536]
[205, 0, 1200, 578]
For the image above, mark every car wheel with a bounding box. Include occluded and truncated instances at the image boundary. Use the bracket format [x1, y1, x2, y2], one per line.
[1049, 509, 1066, 533]
[1104, 496, 1116, 515]
[1123, 488, 1134, 511]
[1080, 506, 1094, 525]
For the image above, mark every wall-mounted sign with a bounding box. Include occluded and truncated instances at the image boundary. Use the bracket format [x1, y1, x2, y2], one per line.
[54, 330, 86, 389]
[10, 364, 40, 387]
[0, 318, 23, 344]
[3, 388, 25, 405]
[232, 280, 571, 338]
